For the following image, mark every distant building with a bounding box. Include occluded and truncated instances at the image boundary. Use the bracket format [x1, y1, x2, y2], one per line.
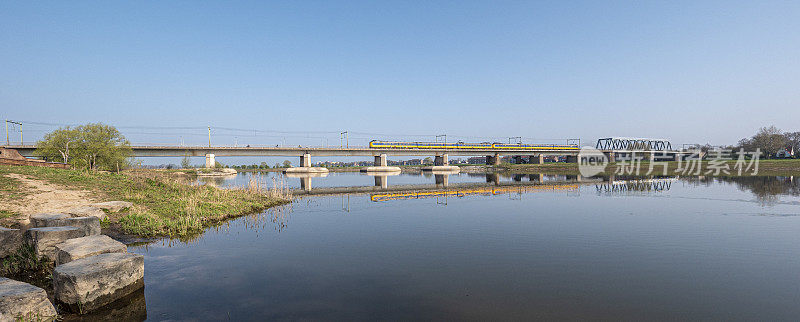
[467, 157, 485, 164]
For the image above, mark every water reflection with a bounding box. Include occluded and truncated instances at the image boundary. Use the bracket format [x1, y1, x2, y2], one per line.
[370, 184, 582, 202]
[196, 174, 237, 187]
[714, 176, 797, 205]
[595, 177, 676, 195]
[285, 172, 329, 191]
[62, 287, 146, 322]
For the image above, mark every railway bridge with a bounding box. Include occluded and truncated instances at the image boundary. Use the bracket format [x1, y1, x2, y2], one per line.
[3, 137, 692, 172]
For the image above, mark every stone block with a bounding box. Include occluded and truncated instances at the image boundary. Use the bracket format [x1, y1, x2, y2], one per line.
[66, 206, 107, 220]
[53, 253, 144, 313]
[0, 278, 57, 321]
[0, 228, 23, 258]
[25, 227, 85, 259]
[30, 213, 72, 228]
[67, 216, 101, 237]
[55, 235, 126, 266]
[89, 201, 133, 213]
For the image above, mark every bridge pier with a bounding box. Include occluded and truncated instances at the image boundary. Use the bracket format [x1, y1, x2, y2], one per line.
[374, 175, 388, 189]
[205, 154, 216, 168]
[486, 154, 501, 166]
[423, 154, 459, 172]
[435, 174, 449, 186]
[285, 171, 328, 191]
[361, 154, 401, 172]
[485, 173, 500, 185]
[284, 153, 329, 174]
[375, 154, 387, 167]
[604, 152, 616, 163]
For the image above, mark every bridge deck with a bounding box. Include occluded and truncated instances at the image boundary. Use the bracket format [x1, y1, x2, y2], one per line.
[4, 145, 689, 158]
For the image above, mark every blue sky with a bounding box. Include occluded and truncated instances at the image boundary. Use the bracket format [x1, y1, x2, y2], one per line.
[2, 1, 800, 152]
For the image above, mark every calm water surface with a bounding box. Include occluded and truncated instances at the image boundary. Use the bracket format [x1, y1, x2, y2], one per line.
[120, 173, 800, 320]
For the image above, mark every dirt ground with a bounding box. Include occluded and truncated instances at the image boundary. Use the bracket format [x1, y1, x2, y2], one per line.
[1, 173, 96, 227]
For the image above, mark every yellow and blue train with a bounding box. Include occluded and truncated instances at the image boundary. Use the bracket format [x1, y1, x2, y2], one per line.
[369, 140, 580, 150]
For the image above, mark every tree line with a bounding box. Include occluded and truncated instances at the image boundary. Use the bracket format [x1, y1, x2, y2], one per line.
[737, 126, 799, 159]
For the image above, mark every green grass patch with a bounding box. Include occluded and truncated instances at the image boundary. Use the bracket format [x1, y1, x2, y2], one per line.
[0, 174, 29, 203]
[0, 244, 53, 289]
[0, 165, 289, 239]
[0, 210, 18, 219]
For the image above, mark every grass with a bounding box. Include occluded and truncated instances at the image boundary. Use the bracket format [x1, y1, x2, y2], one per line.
[0, 210, 17, 219]
[0, 173, 29, 203]
[0, 165, 290, 239]
[0, 244, 53, 290]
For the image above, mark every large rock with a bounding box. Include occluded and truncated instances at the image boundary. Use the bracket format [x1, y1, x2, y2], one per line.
[66, 206, 107, 220]
[0, 278, 57, 321]
[53, 253, 144, 313]
[54, 235, 126, 266]
[30, 213, 72, 228]
[67, 216, 101, 237]
[89, 201, 133, 213]
[0, 228, 23, 258]
[25, 226, 85, 259]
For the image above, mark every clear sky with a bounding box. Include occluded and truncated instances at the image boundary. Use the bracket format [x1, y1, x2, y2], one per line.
[2, 1, 799, 150]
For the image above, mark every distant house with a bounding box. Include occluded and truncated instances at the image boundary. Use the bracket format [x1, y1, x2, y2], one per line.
[467, 157, 485, 164]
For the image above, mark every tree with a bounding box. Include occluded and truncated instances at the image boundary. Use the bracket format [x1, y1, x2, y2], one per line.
[260, 161, 269, 169]
[35, 127, 79, 164]
[746, 126, 788, 159]
[181, 156, 191, 169]
[282, 160, 292, 168]
[274, 163, 281, 168]
[35, 123, 132, 171]
[423, 157, 433, 165]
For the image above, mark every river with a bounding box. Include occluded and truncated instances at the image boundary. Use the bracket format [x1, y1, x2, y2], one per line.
[86, 172, 800, 320]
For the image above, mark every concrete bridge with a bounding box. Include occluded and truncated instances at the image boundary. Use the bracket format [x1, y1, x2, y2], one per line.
[3, 143, 693, 171]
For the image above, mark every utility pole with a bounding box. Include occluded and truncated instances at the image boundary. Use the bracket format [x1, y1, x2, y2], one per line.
[435, 134, 447, 148]
[207, 126, 211, 147]
[6, 120, 22, 145]
[340, 131, 348, 148]
[508, 136, 522, 144]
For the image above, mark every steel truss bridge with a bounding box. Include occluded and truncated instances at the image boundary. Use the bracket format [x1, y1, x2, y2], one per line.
[595, 138, 673, 151]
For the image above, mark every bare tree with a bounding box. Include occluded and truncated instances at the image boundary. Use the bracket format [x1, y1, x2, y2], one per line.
[741, 126, 788, 159]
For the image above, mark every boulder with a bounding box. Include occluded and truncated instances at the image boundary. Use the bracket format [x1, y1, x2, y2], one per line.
[30, 213, 72, 228]
[25, 226, 85, 259]
[66, 206, 107, 220]
[54, 235, 126, 265]
[67, 216, 101, 237]
[53, 253, 144, 313]
[0, 227, 23, 258]
[0, 278, 57, 321]
[89, 201, 133, 213]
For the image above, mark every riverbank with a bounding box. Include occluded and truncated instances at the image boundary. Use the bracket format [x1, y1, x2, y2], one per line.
[0, 165, 290, 240]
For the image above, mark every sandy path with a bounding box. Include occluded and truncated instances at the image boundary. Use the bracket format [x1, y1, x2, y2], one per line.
[1, 173, 96, 219]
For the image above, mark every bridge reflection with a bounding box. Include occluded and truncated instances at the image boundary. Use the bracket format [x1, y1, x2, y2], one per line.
[289, 172, 601, 201]
[369, 184, 582, 202]
[594, 177, 676, 195]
